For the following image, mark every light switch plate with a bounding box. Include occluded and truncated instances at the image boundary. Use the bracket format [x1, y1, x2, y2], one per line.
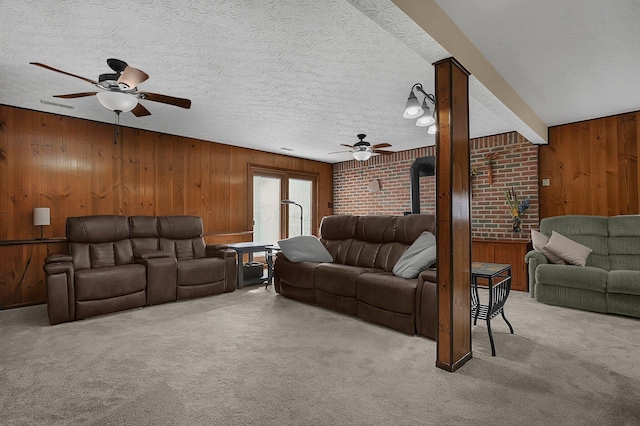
[542, 178, 550, 186]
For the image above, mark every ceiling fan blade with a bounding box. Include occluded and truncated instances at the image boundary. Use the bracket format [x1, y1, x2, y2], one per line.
[107, 58, 128, 73]
[327, 150, 353, 154]
[139, 92, 191, 109]
[372, 143, 391, 149]
[30, 62, 97, 84]
[53, 92, 98, 99]
[340, 144, 356, 149]
[118, 66, 149, 89]
[131, 103, 151, 117]
[373, 149, 395, 155]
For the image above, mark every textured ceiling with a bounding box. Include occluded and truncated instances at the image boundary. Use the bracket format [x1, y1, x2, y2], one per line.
[435, 0, 640, 127]
[1, 0, 638, 163]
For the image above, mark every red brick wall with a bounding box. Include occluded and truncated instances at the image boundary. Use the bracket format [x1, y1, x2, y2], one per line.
[332, 131, 538, 241]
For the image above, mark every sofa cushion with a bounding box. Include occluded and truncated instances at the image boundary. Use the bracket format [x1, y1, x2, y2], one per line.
[315, 263, 378, 297]
[75, 264, 147, 301]
[545, 231, 593, 267]
[531, 230, 565, 264]
[607, 270, 640, 296]
[357, 272, 418, 314]
[540, 215, 609, 270]
[89, 243, 116, 268]
[535, 264, 608, 293]
[177, 258, 225, 286]
[274, 255, 318, 289]
[392, 232, 437, 278]
[278, 235, 333, 263]
[608, 215, 640, 271]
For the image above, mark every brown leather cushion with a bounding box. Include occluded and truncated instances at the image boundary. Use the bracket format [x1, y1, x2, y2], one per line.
[315, 263, 379, 297]
[67, 215, 130, 243]
[75, 264, 146, 301]
[89, 243, 116, 268]
[274, 255, 318, 289]
[177, 258, 225, 286]
[356, 272, 418, 314]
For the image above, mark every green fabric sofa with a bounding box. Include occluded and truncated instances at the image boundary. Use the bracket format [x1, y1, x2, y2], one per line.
[525, 215, 640, 318]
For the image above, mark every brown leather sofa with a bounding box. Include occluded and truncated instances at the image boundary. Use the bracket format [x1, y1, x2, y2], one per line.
[44, 215, 237, 325]
[274, 214, 438, 339]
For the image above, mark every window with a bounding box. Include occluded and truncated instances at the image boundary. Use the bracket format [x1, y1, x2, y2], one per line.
[249, 165, 317, 244]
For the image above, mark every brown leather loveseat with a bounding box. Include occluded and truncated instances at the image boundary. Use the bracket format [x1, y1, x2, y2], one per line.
[44, 215, 237, 325]
[274, 214, 438, 339]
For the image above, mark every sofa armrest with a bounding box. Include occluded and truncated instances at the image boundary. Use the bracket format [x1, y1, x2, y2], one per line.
[415, 269, 437, 340]
[136, 255, 177, 305]
[43, 260, 75, 325]
[205, 245, 237, 292]
[135, 250, 171, 260]
[45, 254, 72, 264]
[525, 250, 548, 298]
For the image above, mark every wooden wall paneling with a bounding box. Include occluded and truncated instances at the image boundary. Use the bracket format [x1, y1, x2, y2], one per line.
[91, 123, 114, 215]
[0, 105, 333, 306]
[0, 109, 12, 239]
[617, 113, 638, 214]
[155, 133, 176, 214]
[542, 111, 640, 218]
[588, 117, 609, 216]
[0, 242, 67, 309]
[230, 149, 248, 232]
[210, 143, 232, 233]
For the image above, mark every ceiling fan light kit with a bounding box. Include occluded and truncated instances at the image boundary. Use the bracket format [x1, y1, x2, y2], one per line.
[404, 83, 437, 133]
[352, 149, 372, 161]
[96, 91, 138, 112]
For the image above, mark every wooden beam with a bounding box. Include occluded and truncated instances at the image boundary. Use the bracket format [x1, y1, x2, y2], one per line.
[434, 57, 472, 372]
[392, 0, 547, 145]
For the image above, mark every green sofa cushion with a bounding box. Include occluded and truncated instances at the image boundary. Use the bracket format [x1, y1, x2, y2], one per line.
[535, 264, 608, 293]
[607, 270, 640, 296]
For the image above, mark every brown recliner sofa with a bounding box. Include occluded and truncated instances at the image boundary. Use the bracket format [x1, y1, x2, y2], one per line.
[274, 214, 438, 339]
[44, 215, 237, 325]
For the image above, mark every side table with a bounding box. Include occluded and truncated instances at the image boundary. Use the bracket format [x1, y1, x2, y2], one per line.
[227, 242, 273, 289]
[471, 262, 514, 356]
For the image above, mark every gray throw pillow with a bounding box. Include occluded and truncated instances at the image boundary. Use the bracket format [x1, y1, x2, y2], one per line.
[392, 232, 437, 279]
[531, 230, 566, 264]
[278, 235, 333, 263]
[545, 231, 592, 267]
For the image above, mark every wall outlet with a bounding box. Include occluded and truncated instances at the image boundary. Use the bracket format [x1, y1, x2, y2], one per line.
[542, 178, 550, 186]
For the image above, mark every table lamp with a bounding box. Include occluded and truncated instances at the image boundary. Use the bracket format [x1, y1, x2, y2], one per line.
[33, 207, 50, 240]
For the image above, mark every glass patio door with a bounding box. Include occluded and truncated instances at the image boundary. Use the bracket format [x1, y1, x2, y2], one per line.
[250, 166, 316, 244]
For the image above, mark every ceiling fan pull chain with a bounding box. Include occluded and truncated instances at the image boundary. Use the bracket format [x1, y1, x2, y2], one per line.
[113, 110, 121, 145]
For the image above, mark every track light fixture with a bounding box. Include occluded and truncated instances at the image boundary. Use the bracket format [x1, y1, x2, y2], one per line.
[404, 83, 437, 134]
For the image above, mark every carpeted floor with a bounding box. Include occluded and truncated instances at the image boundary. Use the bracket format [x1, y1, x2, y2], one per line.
[1, 287, 639, 426]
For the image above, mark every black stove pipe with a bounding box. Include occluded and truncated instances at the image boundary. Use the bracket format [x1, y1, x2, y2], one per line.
[410, 156, 435, 214]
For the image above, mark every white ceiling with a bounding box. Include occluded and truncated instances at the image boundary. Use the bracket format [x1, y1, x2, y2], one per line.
[1, 0, 638, 164]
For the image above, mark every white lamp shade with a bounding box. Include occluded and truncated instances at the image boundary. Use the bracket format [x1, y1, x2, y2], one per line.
[352, 150, 372, 161]
[427, 124, 437, 135]
[96, 91, 138, 112]
[33, 207, 50, 226]
[403, 94, 423, 119]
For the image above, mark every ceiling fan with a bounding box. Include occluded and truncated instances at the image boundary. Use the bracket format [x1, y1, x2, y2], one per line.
[329, 134, 394, 161]
[30, 58, 191, 117]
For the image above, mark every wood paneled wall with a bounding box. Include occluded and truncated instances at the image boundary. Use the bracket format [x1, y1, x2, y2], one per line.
[0, 105, 333, 307]
[540, 111, 639, 218]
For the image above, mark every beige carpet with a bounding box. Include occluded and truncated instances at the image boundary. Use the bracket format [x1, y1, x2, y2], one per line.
[1, 287, 639, 426]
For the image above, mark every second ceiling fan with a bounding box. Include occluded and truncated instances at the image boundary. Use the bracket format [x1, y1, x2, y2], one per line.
[330, 134, 394, 161]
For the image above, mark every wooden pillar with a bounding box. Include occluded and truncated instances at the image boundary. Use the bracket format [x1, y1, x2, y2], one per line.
[434, 57, 472, 372]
